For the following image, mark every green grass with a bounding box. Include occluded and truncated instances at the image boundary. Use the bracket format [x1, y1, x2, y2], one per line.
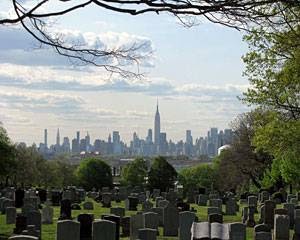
[0, 199, 292, 240]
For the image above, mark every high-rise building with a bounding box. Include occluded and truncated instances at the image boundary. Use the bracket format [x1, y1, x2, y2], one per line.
[44, 129, 48, 149]
[185, 130, 193, 156]
[56, 128, 60, 146]
[146, 129, 153, 143]
[154, 101, 161, 151]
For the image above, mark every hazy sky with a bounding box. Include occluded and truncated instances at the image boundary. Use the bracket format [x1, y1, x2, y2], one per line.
[0, 1, 249, 145]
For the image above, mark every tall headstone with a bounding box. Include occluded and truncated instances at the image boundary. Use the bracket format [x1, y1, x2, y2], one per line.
[56, 220, 80, 240]
[93, 220, 116, 240]
[179, 211, 195, 240]
[59, 199, 72, 220]
[130, 213, 144, 240]
[264, 200, 276, 228]
[274, 214, 290, 240]
[6, 207, 17, 224]
[78, 213, 94, 240]
[42, 205, 53, 224]
[163, 205, 179, 236]
[143, 212, 159, 231]
[229, 223, 246, 240]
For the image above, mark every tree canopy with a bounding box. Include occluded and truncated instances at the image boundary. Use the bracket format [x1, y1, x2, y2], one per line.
[148, 156, 177, 192]
[121, 157, 148, 188]
[76, 157, 113, 190]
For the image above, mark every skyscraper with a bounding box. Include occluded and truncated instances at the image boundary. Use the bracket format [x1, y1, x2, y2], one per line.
[44, 129, 48, 149]
[56, 128, 60, 146]
[154, 101, 160, 151]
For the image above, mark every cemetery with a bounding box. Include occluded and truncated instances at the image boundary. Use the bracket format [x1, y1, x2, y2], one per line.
[0, 186, 299, 239]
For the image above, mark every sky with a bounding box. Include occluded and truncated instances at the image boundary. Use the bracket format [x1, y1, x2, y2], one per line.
[0, 1, 250, 145]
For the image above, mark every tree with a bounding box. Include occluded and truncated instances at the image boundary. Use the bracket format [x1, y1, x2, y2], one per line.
[1, 1, 299, 77]
[148, 156, 177, 192]
[76, 157, 113, 190]
[179, 163, 216, 193]
[121, 157, 148, 188]
[0, 124, 16, 186]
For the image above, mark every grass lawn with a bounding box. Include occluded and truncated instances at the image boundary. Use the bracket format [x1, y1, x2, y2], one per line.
[0, 199, 291, 240]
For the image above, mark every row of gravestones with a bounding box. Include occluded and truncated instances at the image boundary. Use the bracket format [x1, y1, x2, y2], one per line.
[240, 196, 300, 240]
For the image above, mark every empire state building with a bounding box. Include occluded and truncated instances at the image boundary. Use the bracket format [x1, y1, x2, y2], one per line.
[154, 101, 160, 151]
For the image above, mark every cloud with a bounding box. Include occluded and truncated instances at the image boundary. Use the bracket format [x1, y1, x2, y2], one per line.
[0, 25, 154, 67]
[0, 63, 248, 103]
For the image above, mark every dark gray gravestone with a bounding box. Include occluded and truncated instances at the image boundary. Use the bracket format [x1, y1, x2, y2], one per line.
[120, 216, 130, 237]
[138, 228, 157, 240]
[179, 211, 195, 240]
[283, 203, 295, 228]
[27, 211, 41, 234]
[77, 213, 94, 240]
[163, 205, 179, 236]
[208, 213, 223, 224]
[93, 220, 116, 240]
[246, 206, 256, 227]
[128, 196, 139, 211]
[6, 207, 17, 224]
[229, 223, 246, 240]
[14, 214, 27, 234]
[110, 207, 125, 218]
[102, 214, 120, 240]
[274, 214, 289, 240]
[143, 212, 159, 231]
[264, 200, 276, 228]
[130, 213, 144, 240]
[59, 199, 72, 220]
[56, 220, 80, 240]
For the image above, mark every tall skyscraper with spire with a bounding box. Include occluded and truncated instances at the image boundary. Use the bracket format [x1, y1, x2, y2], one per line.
[154, 100, 160, 152]
[56, 128, 60, 146]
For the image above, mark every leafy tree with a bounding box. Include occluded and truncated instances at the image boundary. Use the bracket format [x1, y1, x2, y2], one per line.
[121, 157, 148, 188]
[76, 158, 113, 190]
[0, 125, 16, 185]
[179, 163, 216, 193]
[148, 156, 177, 192]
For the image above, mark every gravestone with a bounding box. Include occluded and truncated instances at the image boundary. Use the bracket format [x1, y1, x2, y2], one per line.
[83, 201, 94, 210]
[163, 205, 179, 236]
[120, 216, 130, 237]
[155, 197, 164, 208]
[211, 222, 229, 239]
[264, 200, 276, 228]
[14, 214, 27, 234]
[207, 207, 221, 217]
[93, 220, 116, 240]
[143, 212, 159, 231]
[150, 207, 164, 226]
[179, 211, 195, 240]
[128, 196, 139, 211]
[197, 194, 208, 206]
[209, 199, 222, 212]
[102, 214, 120, 240]
[27, 211, 41, 234]
[8, 236, 38, 240]
[191, 222, 210, 239]
[229, 222, 246, 240]
[177, 202, 190, 212]
[246, 206, 256, 227]
[22, 225, 40, 238]
[209, 213, 223, 223]
[142, 199, 153, 211]
[255, 232, 272, 240]
[15, 189, 25, 208]
[56, 220, 80, 240]
[2, 198, 14, 214]
[6, 207, 17, 224]
[42, 205, 53, 224]
[294, 217, 300, 240]
[102, 193, 112, 208]
[130, 212, 144, 240]
[274, 214, 290, 240]
[157, 199, 169, 209]
[283, 203, 295, 228]
[38, 189, 47, 203]
[225, 198, 236, 215]
[110, 207, 125, 218]
[59, 199, 72, 220]
[274, 208, 288, 215]
[138, 228, 157, 240]
[77, 213, 94, 240]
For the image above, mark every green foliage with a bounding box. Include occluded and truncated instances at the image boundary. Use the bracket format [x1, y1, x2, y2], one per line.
[254, 114, 300, 187]
[76, 158, 113, 190]
[179, 163, 216, 193]
[0, 125, 16, 182]
[121, 157, 147, 188]
[148, 156, 177, 192]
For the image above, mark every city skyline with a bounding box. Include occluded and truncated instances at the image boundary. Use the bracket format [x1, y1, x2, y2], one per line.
[0, 2, 249, 145]
[37, 102, 233, 158]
